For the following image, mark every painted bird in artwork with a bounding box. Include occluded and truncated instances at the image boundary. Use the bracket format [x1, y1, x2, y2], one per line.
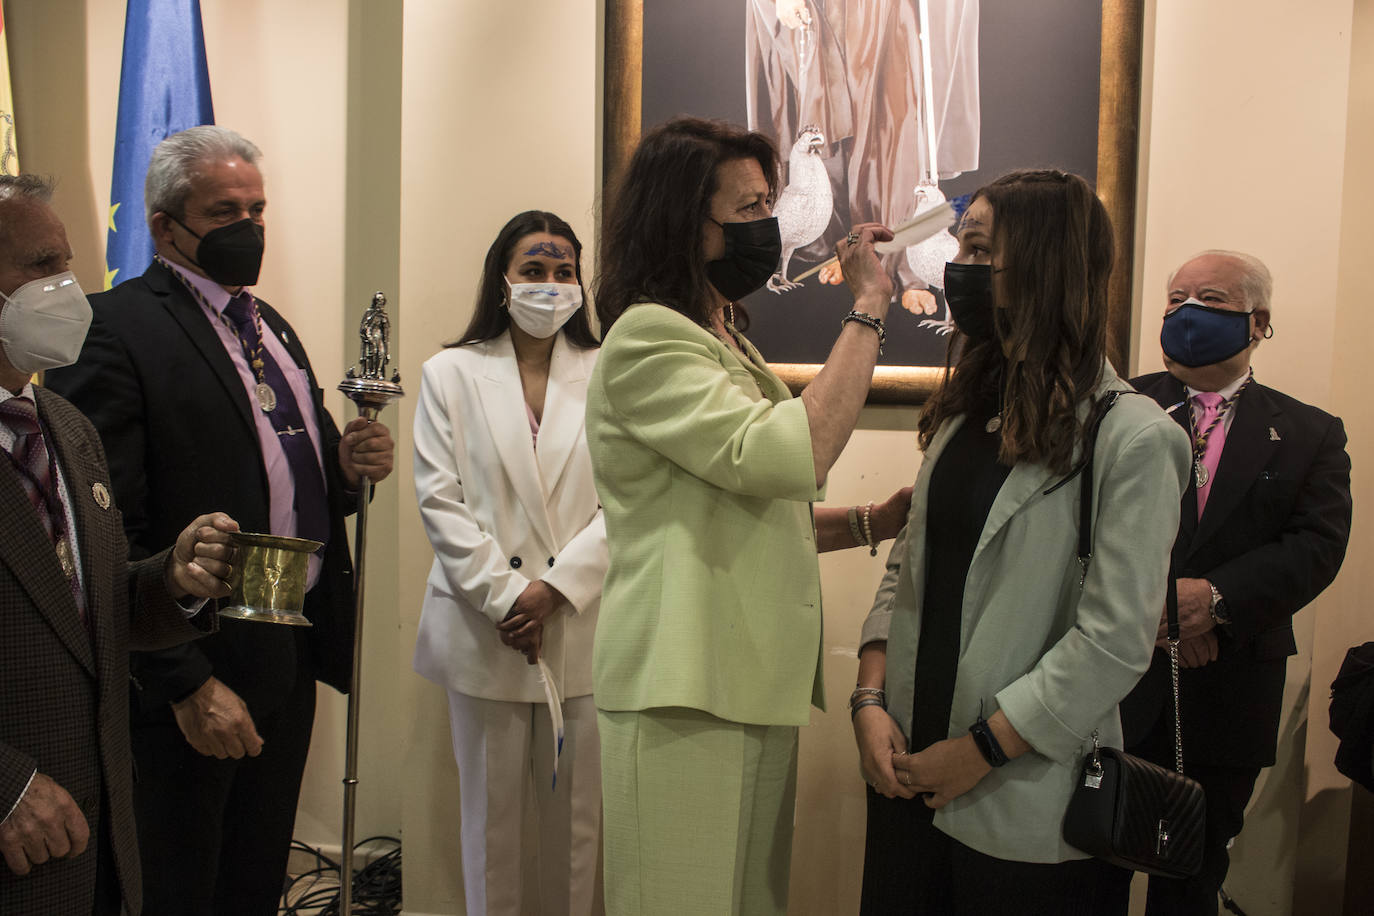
[905, 182, 962, 335]
[767, 125, 831, 293]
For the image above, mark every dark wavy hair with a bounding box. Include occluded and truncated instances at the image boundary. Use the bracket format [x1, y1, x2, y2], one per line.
[595, 117, 779, 332]
[448, 210, 598, 349]
[918, 169, 1113, 475]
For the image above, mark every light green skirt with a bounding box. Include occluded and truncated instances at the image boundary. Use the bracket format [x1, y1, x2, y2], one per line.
[598, 707, 799, 916]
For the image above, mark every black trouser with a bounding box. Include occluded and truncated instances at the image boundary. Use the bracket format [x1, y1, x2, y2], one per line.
[131, 663, 316, 916]
[92, 806, 121, 916]
[860, 787, 1131, 915]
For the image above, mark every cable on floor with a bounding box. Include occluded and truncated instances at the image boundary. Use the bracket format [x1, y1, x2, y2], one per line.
[281, 835, 401, 915]
[1219, 887, 1250, 916]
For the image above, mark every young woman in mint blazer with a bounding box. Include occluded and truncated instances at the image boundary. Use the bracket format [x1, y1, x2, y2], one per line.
[586, 117, 911, 916]
[851, 171, 1192, 914]
[413, 211, 607, 916]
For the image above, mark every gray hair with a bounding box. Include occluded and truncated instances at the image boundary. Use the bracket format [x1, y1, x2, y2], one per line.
[0, 173, 55, 205]
[144, 126, 262, 222]
[1169, 249, 1273, 315]
[0, 174, 56, 242]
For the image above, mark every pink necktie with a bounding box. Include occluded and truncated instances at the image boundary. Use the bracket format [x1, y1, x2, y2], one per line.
[1193, 391, 1226, 515]
[0, 396, 85, 623]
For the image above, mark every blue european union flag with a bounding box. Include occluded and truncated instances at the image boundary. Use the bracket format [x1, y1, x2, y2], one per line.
[104, 0, 213, 290]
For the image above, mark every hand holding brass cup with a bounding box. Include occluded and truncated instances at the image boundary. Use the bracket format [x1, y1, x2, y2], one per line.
[218, 532, 323, 626]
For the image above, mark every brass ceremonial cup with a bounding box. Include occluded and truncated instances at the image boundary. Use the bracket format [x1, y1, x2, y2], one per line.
[218, 532, 322, 626]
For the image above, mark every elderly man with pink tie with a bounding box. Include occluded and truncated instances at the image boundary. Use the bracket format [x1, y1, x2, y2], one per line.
[1117, 250, 1352, 915]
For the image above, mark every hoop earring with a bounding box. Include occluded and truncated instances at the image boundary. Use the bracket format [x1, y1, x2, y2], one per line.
[1263, 323, 1274, 339]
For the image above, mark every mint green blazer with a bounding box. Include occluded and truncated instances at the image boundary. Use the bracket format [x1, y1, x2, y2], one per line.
[587, 304, 825, 726]
[860, 364, 1191, 862]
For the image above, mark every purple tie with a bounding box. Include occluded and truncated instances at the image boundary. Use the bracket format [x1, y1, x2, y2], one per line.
[222, 295, 331, 546]
[0, 396, 85, 621]
[1193, 391, 1226, 515]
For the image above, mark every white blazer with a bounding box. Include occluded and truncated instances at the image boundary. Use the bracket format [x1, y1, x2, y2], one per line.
[412, 331, 607, 703]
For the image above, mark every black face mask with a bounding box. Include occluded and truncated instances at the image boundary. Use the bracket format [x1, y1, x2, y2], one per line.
[943, 262, 997, 341]
[706, 217, 781, 302]
[172, 217, 265, 287]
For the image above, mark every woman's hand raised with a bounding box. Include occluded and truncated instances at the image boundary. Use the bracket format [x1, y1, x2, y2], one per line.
[836, 222, 895, 317]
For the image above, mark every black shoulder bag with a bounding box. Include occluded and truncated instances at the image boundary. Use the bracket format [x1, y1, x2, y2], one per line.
[1330, 641, 1374, 792]
[1060, 392, 1207, 879]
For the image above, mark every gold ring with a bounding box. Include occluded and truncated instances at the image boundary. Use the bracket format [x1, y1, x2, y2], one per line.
[899, 770, 909, 786]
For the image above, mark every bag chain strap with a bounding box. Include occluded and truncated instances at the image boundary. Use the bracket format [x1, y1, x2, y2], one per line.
[1077, 390, 1187, 775]
[1170, 638, 1184, 773]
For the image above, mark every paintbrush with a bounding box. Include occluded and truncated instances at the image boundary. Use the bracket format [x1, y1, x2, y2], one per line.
[789, 199, 958, 285]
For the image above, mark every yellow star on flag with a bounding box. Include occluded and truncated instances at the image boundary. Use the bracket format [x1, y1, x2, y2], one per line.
[104, 263, 119, 291]
[108, 202, 120, 232]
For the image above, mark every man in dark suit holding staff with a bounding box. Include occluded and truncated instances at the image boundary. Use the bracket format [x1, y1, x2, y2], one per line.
[1119, 250, 1352, 914]
[46, 126, 395, 915]
[0, 173, 238, 915]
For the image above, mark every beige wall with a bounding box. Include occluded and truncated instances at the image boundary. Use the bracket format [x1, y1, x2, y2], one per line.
[1303, 0, 1374, 910]
[1136, 1, 1361, 912]
[9, 1, 1370, 914]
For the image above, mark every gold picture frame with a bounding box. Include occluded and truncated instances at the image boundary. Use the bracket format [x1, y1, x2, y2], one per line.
[603, 1, 1145, 404]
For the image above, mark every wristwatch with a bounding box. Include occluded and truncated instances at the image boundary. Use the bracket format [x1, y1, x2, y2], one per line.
[1207, 581, 1230, 626]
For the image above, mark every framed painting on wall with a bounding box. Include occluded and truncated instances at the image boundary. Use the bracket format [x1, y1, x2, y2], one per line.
[604, 0, 1144, 403]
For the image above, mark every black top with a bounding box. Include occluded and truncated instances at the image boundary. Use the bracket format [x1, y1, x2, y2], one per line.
[911, 399, 1013, 756]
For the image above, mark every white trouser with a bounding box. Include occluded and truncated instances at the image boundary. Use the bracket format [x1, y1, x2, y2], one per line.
[446, 689, 603, 916]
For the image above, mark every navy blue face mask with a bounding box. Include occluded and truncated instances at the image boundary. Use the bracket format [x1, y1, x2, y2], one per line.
[1160, 299, 1253, 368]
[943, 261, 997, 341]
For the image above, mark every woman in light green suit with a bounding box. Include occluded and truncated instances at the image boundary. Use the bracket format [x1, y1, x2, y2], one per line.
[585, 117, 910, 916]
[851, 170, 1191, 914]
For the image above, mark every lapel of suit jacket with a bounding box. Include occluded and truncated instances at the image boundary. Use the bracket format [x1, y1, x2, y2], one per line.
[533, 334, 590, 507]
[2, 394, 96, 675]
[258, 301, 318, 389]
[968, 367, 1125, 600]
[146, 262, 258, 439]
[1190, 381, 1280, 550]
[973, 456, 1057, 566]
[257, 302, 334, 448]
[474, 334, 557, 554]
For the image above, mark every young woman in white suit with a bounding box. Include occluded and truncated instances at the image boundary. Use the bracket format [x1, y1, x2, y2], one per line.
[413, 211, 607, 916]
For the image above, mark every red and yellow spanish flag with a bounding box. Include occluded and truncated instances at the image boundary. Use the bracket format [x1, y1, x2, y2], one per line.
[0, 3, 18, 176]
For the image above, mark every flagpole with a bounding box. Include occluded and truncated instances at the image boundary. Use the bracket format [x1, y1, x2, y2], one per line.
[336, 292, 403, 913]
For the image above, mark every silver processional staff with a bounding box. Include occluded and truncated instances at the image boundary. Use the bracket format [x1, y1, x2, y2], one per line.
[336, 291, 404, 913]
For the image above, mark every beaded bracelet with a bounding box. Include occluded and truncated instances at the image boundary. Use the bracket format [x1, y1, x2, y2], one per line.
[842, 309, 886, 355]
[850, 697, 885, 720]
[861, 502, 877, 556]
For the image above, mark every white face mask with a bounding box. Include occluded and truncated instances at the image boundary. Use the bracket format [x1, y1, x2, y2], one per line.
[506, 281, 583, 339]
[0, 271, 91, 375]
